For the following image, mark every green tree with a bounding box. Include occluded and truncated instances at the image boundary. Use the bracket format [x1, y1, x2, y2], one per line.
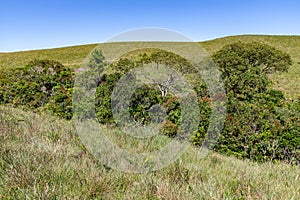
[212, 42, 292, 99]
[211, 42, 299, 163]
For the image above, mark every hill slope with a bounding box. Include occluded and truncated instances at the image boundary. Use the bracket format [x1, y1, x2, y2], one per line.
[1, 35, 300, 66]
[0, 36, 299, 198]
[1, 35, 299, 98]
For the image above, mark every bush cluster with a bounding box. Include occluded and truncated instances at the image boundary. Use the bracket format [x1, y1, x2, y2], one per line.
[0, 42, 299, 164]
[0, 59, 74, 119]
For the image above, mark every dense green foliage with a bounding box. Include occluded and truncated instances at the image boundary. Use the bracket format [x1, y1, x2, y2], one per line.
[93, 50, 209, 140]
[0, 42, 299, 164]
[0, 59, 74, 119]
[212, 42, 299, 163]
[90, 44, 299, 163]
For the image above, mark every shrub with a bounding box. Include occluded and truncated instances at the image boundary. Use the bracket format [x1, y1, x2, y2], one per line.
[0, 59, 74, 119]
[161, 120, 178, 137]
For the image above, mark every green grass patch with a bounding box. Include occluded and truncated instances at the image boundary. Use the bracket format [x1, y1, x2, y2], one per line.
[0, 106, 299, 199]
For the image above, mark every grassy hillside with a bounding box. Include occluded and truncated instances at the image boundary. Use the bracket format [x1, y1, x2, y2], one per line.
[1, 35, 299, 98]
[0, 44, 97, 69]
[2, 35, 300, 67]
[0, 105, 299, 199]
[0, 36, 299, 199]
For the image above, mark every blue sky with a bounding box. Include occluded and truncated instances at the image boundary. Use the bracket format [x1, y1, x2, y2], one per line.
[0, 0, 299, 52]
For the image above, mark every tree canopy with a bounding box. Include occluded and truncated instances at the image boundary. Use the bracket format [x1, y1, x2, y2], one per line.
[212, 42, 292, 99]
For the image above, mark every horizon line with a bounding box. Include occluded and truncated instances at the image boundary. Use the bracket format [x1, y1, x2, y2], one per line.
[1, 33, 299, 53]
